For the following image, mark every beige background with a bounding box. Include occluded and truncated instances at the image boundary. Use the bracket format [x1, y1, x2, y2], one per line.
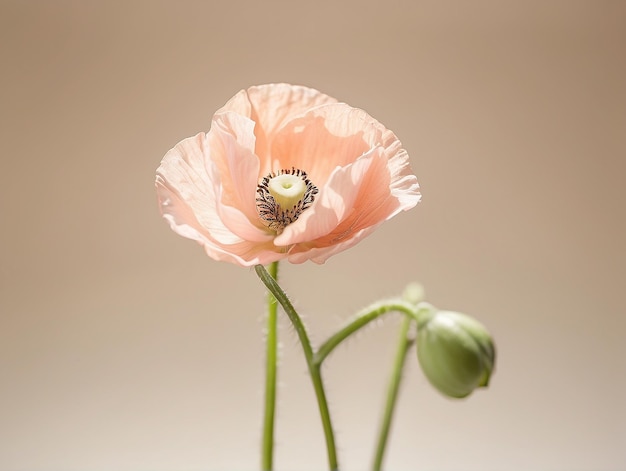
[1, 1, 625, 470]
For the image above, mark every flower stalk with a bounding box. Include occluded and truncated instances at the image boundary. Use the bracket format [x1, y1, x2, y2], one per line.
[255, 266, 442, 470]
[372, 316, 414, 471]
[255, 264, 339, 471]
[261, 261, 279, 471]
[314, 300, 425, 366]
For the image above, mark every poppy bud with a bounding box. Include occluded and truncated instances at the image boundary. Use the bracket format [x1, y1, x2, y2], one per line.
[416, 310, 495, 398]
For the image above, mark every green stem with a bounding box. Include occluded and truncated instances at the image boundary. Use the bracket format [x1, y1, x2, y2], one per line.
[261, 261, 279, 471]
[255, 264, 339, 471]
[372, 316, 414, 471]
[314, 300, 424, 367]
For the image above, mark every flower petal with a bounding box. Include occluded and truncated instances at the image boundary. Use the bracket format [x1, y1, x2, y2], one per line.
[273, 147, 379, 247]
[309, 146, 419, 250]
[287, 225, 378, 264]
[219, 84, 338, 169]
[201, 238, 287, 267]
[156, 133, 240, 245]
[282, 143, 420, 262]
[272, 102, 420, 250]
[157, 173, 283, 267]
[207, 111, 274, 242]
[270, 103, 386, 188]
[156, 135, 280, 266]
[217, 198, 274, 243]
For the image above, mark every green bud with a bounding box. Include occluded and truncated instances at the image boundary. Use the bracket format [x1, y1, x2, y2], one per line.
[416, 310, 495, 399]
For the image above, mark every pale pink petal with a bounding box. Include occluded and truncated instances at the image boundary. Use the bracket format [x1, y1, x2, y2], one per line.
[217, 199, 274, 243]
[220, 83, 337, 129]
[206, 112, 276, 242]
[283, 145, 420, 261]
[202, 239, 287, 267]
[157, 175, 239, 262]
[156, 134, 240, 245]
[270, 103, 384, 187]
[388, 148, 421, 209]
[156, 175, 217, 244]
[377, 125, 421, 209]
[316, 146, 418, 241]
[219, 83, 338, 169]
[218, 89, 252, 117]
[207, 112, 260, 223]
[271, 103, 420, 250]
[156, 134, 280, 266]
[158, 174, 284, 267]
[156, 176, 257, 265]
[287, 226, 378, 264]
[273, 148, 379, 247]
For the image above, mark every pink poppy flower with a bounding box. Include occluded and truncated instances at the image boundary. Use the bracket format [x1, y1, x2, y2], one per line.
[156, 83, 421, 266]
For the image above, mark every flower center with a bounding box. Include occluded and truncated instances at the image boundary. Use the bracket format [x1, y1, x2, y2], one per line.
[256, 167, 318, 234]
[268, 173, 306, 209]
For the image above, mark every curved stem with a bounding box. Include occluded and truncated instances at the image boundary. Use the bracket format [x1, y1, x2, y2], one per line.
[255, 264, 339, 471]
[261, 261, 279, 471]
[372, 316, 414, 471]
[314, 300, 425, 367]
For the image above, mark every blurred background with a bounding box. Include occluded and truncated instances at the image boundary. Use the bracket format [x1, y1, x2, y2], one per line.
[1, 1, 624, 470]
